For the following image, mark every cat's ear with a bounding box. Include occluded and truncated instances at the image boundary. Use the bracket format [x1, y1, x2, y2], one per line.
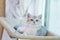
[27, 13, 32, 18]
[39, 14, 42, 19]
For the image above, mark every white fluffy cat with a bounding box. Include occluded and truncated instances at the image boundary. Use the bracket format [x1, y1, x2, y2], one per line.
[23, 13, 42, 36]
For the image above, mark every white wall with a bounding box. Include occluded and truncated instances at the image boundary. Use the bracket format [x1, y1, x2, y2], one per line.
[49, 0, 60, 36]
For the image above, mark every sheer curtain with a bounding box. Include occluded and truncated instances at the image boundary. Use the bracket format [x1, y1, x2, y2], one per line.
[6, 0, 46, 26]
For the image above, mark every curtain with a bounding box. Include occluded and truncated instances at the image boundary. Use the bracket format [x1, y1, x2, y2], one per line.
[6, 0, 46, 26]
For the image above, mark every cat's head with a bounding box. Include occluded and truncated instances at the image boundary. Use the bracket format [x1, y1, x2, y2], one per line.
[26, 13, 42, 25]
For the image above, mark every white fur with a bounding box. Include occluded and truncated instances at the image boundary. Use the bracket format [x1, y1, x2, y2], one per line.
[16, 14, 42, 36]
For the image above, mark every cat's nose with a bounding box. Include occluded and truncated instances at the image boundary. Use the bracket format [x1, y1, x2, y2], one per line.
[33, 21, 35, 24]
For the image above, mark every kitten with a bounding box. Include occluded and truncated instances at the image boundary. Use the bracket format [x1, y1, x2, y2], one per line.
[23, 13, 42, 36]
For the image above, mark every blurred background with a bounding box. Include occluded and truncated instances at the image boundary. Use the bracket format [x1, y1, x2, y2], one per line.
[0, 0, 60, 40]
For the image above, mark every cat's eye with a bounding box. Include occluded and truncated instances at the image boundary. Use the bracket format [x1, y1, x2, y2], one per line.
[36, 20, 38, 21]
[31, 19, 33, 21]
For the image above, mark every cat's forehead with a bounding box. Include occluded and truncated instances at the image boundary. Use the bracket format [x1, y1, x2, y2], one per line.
[33, 16, 37, 18]
[33, 16, 39, 19]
